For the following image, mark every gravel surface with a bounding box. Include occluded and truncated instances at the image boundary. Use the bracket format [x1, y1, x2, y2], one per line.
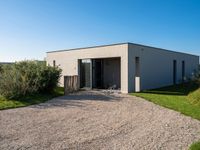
[0, 90, 200, 150]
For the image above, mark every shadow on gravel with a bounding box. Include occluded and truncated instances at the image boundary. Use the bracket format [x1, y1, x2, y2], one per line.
[30, 91, 123, 109]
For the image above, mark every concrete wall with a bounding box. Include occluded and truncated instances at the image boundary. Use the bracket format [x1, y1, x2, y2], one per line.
[46, 44, 129, 93]
[47, 43, 199, 93]
[128, 43, 199, 92]
[103, 58, 120, 89]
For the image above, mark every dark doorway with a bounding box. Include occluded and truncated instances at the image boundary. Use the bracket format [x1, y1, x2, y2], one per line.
[173, 60, 177, 84]
[101, 58, 120, 89]
[92, 59, 103, 88]
[80, 57, 121, 90]
[80, 59, 92, 88]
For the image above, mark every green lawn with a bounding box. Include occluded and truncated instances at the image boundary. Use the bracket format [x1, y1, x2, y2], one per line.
[189, 141, 200, 150]
[132, 82, 200, 150]
[131, 82, 200, 120]
[0, 87, 64, 110]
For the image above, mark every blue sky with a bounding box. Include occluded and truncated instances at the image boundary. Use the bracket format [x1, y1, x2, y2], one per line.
[0, 0, 199, 62]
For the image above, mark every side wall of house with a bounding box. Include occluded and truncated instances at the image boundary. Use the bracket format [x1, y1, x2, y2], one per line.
[46, 44, 129, 93]
[128, 44, 199, 92]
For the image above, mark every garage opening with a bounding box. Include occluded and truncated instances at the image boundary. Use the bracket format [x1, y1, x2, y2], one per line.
[80, 57, 121, 90]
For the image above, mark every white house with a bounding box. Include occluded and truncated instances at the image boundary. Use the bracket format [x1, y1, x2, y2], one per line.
[46, 43, 199, 93]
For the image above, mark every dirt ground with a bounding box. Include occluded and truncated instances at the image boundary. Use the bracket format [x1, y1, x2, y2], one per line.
[0, 90, 200, 150]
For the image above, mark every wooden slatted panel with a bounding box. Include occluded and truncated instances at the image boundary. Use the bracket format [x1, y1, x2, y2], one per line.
[64, 75, 79, 95]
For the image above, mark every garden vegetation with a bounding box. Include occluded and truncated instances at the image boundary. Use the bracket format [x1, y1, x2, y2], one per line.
[0, 61, 63, 109]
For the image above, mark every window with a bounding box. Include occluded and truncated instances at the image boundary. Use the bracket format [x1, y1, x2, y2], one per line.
[173, 60, 177, 84]
[135, 57, 140, 92]
[135, 57, 140, 77]
[182, 61, 185, 82]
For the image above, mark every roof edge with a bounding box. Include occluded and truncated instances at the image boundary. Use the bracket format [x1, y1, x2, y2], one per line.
[47, 42, 129, 53]
[127, 43, 199, 57]
[46, 42, 199, 58]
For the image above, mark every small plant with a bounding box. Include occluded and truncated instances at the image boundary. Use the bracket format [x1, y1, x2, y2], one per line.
[0, 60, 62, 99]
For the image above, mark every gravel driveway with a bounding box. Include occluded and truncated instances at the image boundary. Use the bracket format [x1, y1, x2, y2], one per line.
[0, 90, 200, 150]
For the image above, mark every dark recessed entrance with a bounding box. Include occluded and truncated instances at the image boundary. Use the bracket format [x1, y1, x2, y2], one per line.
[92, 59, 103, 88]
[80, 59, 92, 88]
[80, 57, 121, 90]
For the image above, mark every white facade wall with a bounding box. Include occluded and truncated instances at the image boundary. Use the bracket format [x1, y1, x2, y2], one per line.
[128, 44, 199, 92]
[46, 44, 129, 93]
[46, 43, 199, 93]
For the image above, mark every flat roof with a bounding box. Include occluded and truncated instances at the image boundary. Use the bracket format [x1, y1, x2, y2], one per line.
[47, 42, 128, 53]
[47, 42, 199, 57]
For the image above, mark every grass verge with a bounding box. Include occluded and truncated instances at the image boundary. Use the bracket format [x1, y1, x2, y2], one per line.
[131, 82, 200, 150]
[0, 87, 64, 110]
[189, 141, 200, 150]
[131, 82, 200, 120]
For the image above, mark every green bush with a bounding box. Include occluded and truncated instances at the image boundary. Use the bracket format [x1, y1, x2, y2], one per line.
[0, 61, 61, 99]
[0, 64, 2, 73]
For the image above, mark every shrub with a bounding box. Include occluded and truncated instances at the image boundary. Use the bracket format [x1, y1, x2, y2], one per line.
[0, 61, 61, 99]
[0, 64, 2, 73]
